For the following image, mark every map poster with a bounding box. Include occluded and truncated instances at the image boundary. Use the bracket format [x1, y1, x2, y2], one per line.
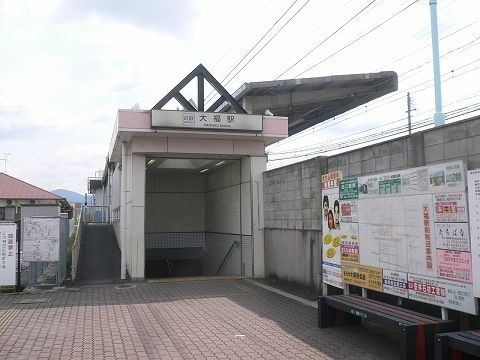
[434, 222, 470, 251]
[22, 217, 60, 262]
[436, 249, 472, 283]
[340, 222, 359, 264]
[340, 200, 358, 223]
[407, 273, 478, 315]
[342, 264, 383, 292]
[0, 223, 17, 286]
[339, 178, 358, 200]
[434, 193, 468, 223]
[383, 270, 408, 298]
[322, 263, 343, 289]
[467, 169, 480, 297]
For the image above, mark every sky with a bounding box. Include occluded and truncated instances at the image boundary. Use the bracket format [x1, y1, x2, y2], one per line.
[0, 0, 479, 194]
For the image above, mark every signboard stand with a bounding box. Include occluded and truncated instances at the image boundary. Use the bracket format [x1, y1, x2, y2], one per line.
[441, 307, 448, 320]
[343, 284, 350, 295]
[15, 220, 21, 292]
[322, 283, 328, 296]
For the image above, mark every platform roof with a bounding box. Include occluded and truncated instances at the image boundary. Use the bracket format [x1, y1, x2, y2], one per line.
[222, 71, 398, 136]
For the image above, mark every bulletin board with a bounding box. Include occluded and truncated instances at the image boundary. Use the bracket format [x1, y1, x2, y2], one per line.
[321, 160, 479, 315]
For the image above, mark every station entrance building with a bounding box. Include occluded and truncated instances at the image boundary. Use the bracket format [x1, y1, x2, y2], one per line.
[103, 65, 288, 280]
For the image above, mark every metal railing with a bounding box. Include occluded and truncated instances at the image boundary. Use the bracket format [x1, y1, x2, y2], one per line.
[83, 206, 110, 224]
[71, 208, 84, 281]
[215, 241, 240, 275]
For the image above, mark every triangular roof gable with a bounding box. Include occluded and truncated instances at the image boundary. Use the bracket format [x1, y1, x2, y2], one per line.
[0, 173, 63, 200]
[151, 64, 247, 114]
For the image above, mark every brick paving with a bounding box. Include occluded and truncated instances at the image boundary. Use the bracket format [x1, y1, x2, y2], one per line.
[0, 279, 399, 359]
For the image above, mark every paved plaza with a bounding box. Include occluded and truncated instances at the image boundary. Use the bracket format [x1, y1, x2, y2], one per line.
[0, 279, 398, 359]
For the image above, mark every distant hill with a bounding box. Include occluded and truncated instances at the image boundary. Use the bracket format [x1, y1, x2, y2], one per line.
[51, 189, 86, 204]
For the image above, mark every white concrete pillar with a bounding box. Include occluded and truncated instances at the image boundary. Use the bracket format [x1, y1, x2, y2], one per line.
[120, 142, 128, 279]
[129, 153, 145, 280]
[250, 156, 266, 278]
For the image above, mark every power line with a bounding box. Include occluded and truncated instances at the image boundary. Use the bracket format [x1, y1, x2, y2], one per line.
[204, 0, 300, 104]
[205, 0, 309, 106]
[294, 0, 419, 78]
[268, 102, 480, 163]
[273, 0, 378, 81]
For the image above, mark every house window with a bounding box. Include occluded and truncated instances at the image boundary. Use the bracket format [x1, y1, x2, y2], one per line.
[0, 208, 5, 220]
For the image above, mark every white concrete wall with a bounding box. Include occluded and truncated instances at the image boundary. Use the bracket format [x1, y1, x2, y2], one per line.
[145, 173, 206, 233]
[204, 161, 242, 275]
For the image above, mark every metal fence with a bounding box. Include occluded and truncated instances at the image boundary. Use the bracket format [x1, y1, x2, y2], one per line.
[27, 215, 69, 287]
[83, 206, 110, 224]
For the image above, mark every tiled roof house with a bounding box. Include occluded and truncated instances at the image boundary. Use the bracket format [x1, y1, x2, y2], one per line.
[0, 173, 65, 220]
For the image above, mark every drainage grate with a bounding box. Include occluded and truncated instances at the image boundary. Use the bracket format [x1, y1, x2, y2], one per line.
[115, 284, 136, 290]
[15, 297, 51, 304]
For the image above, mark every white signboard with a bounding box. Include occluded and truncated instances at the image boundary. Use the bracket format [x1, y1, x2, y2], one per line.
[434, 222, 470, 251]
[151, 110, 263, 131]
[467, 169, 480, 297]
[322, 263, 343, 289]
[383, 270, 408, 298]
[22, 217, 60, 262]
[0, 223, 16, 286]
[407, 273, 478, 314]
[434, 193, 468, 222]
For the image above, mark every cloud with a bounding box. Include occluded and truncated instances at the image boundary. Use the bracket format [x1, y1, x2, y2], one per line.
[53, 0, 196, 37]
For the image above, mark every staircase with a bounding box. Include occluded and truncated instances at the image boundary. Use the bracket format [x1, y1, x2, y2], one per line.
[76, 224, 121, 285]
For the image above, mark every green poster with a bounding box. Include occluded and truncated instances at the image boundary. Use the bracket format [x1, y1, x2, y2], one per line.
[339, 178, 358, 200]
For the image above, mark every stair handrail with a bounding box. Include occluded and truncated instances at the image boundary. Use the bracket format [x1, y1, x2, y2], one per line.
[215, 241, 239, 276]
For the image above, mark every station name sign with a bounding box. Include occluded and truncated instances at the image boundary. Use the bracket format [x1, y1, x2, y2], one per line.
[151, 110, 263, 132]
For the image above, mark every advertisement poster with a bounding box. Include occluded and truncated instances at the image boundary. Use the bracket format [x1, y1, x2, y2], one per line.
[434, 222, 470, 251]
[340, 222, 359, 263]
[467, 169, 480, 297]
[342, 264, 383, 292]
[322, 263, 343, 289]
[407, 273, 478, 314]
[383, 270, 408, 298]
[436, 249, 472, 283]
[401, 167, 430, 194]
[22, 217, 60, 262]
[358, 175, 379, 198]
[339, 178, 358, 200]
[427, 161, 466, 193]
[434, 193, 468, 223]
[0, 223, 16, 286]
[340, 200, 358, 223]
[378, 173, 402, 195]
[322, 171, 343, 288]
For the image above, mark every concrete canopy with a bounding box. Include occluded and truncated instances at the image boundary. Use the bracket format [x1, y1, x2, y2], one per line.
[222, 71, 398, 136]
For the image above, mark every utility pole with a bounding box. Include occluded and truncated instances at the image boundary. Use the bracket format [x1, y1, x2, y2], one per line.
[429, 0, 445, 126]
[406, 92, 416, 135]
[0, 153, 10, 173]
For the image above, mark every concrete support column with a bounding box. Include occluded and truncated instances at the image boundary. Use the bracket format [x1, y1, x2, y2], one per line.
[250, 156, 266, 278]
[120, 142, 128, 279]
[129, 153, 145, 280]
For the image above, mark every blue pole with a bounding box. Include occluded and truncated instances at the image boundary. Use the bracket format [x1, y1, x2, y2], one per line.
[430, 0, 445, 126]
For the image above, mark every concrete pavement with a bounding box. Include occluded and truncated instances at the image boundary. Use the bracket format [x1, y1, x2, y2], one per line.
[0, 279, 399, 359]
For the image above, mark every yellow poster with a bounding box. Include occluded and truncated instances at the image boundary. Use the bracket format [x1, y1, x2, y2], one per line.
[342, 264, 383, 292]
